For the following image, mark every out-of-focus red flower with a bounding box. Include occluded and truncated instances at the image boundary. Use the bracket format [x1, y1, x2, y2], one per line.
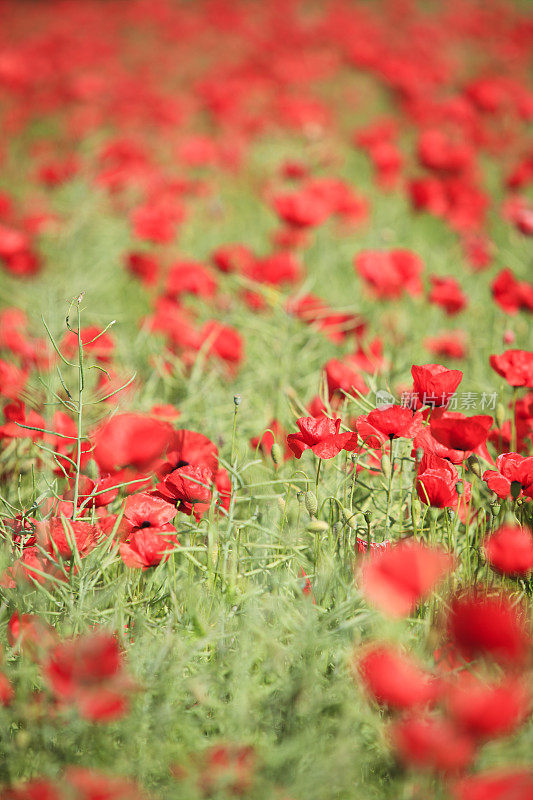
[355, 643, 439, 711]
[453, 768, 533, 800]
[424, 331, 467, 360]
[483, 524, 533, 577]
[491, 268, 533, 315]
[196, 744, 256, 797]
[165, 260, 218, 299]
[428, 276, 468, 315]
[389, 714, 475, 774]
[125, 251, 159, 286]
[36, 516, 100, 560]
[43, 631, 132, 722]
[324, 358, 368, 400]
[358, 540, 455, 617]
[91, 413, 173, 474]
[354, 249, 423, 299]
[445, 672, 531, 741]
[490, 350, 533, 387]
[448, 590, 532, 667]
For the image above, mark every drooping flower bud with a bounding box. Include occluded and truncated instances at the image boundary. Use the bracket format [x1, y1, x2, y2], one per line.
[496, 402, 506, 429]
[304, 491, 318, 517]
[270, 443, 282, 465]
[510, 480, 522, 502]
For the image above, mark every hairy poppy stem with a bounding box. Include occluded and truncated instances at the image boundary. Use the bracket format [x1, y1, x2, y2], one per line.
[72, 300, 84, 521]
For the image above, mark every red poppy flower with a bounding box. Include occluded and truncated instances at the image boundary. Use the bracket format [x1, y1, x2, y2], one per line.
[122, 492, 176, 532]
[119, 529, 177, 570]
[156, 464, 213, 520]
[430, 410, 493, 451]
[37, 516, 100, 560]
[324, 358, 368, 399]
[417, 454, 460, 509]
[389, 714, 475, 774]
[165, 259, 218, 299]
[448, 590, 532, 666]
[483, 524, 533, 577]
[491, 268, 533, 315]
[7, 612, 56, 659]
[1, 778, 62, 800]
[125, 251, 159, 286]
[43, 631, 132, 722]
[453, 769, 533, 800]
[483, 453, 533, 499]
[354, 249, 423, 299]
[355, 643, 438, 711]
[92, 413, 173, 474]
[424, 332, 467, 360]
[411, 363, 463, 407]
[365, 405, 418, 440]
[490, 350, 533, 387]
[358, 540, 456, 617]
[286, 416, 357, 459]
[428, 276, 468, 315]
[445, 673, 531, 741]
[158, 429, 219, 479]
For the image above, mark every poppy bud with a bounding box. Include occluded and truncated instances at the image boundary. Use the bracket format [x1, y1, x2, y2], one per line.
[466, 455, 482, 478]
[233, 394, 242, 406]
[456, 482, 463, 496]
[307, 519, 329, 533]
[270, 443, 282, 465]
[381, 454, 391, 478]
[510, 480, 522, 502]
[342, 506, 358, 529]
[304, 491, 318, 517]
[496, 402, 506, 429]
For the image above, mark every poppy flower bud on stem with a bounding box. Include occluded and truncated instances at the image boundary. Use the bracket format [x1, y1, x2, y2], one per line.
[510, 480, 521, 502]
[304, 491, 318, 517]
[270, 443, 282, 465]
[307, 519, 328, 533]
[466, 454, 481, 478]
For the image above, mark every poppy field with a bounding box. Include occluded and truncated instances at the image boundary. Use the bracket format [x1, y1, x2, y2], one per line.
[1, 0, 533, 798]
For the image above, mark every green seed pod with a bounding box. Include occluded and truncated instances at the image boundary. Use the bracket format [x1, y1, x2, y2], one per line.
[304, 491, 318, 517]
[510, 480, 522, 502]
[233, 394, 242, 406]
[456, 482, 463, 496]
[490, 501, 501, 517]
[297, 491, 305, 503]
[466, 454, 482, 479]
[381, 454, 391, 478]
[363, 510, 372, 525]
[270, 443, 282, 465]
[307, 519, 329, 533]
[496, 402, 506, 429]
